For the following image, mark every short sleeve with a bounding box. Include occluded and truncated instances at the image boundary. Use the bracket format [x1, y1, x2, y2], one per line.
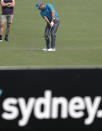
[47, 4, 54, 11]
[40, 12, 44, 19]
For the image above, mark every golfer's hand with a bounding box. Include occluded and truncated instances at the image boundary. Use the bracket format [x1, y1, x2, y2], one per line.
[7, 3, 12, 7]
[50, 21, 54, 27]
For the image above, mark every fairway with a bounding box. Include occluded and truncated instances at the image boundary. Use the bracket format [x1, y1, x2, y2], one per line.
[0, 0, 102, 67]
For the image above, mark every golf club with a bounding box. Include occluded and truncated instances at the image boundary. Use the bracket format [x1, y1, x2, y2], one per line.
[48, 26, 52, 39]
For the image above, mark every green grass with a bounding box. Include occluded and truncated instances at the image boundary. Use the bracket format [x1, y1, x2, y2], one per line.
[0, 0, 102, 67]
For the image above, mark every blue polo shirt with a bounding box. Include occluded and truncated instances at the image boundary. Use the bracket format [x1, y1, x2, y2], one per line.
[40, 4, 59, 22]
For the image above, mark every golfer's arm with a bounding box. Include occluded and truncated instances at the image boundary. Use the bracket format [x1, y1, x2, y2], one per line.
[44, 16, 51, 25]
[1, 1, 11, 6]
[9, 1, 15, 7]
[51, 11, 55, 21]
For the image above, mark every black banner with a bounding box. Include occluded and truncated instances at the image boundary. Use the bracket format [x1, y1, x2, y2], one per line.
[0, 68, 102, 130]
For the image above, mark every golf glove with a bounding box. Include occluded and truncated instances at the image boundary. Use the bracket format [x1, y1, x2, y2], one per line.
[50, 21, 54, 27]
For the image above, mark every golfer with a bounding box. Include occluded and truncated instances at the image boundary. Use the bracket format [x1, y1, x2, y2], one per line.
[0, 0, 15, 42]
[36, 2, 60, 51]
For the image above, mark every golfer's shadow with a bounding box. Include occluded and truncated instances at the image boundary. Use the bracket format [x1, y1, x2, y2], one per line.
[24, 48, 47, 53]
